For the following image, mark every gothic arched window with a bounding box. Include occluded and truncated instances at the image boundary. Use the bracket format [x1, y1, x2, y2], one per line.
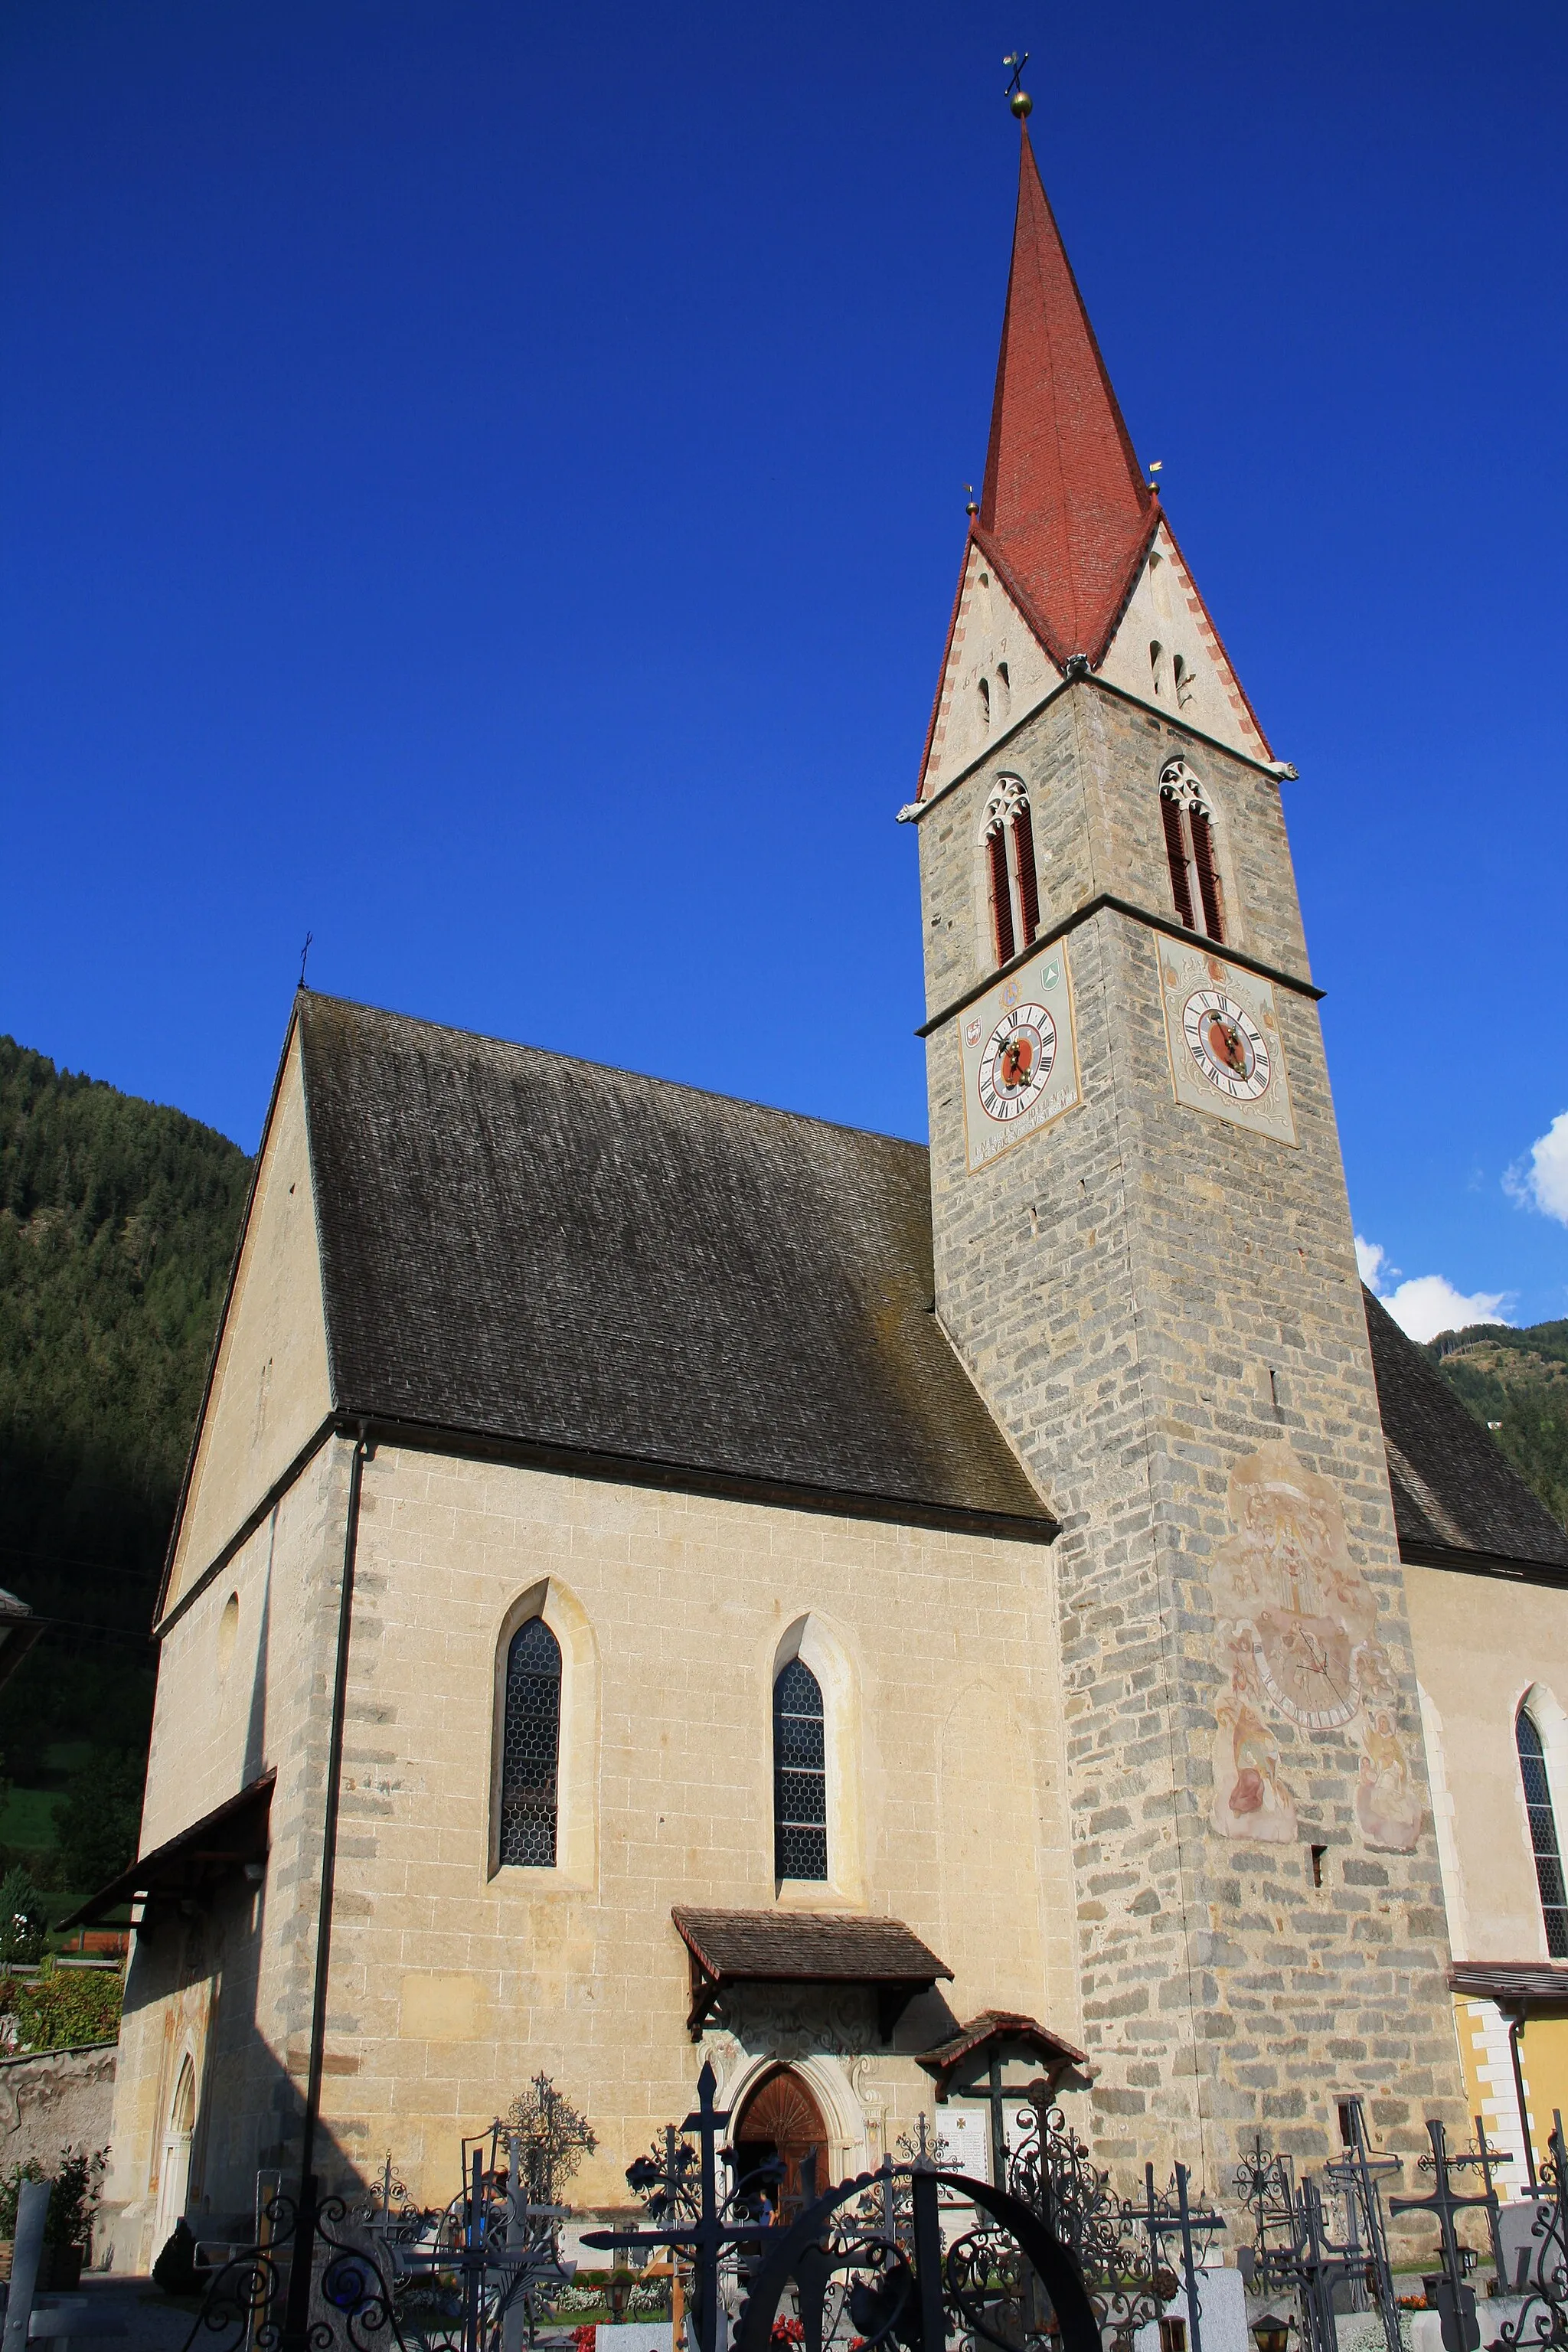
[1159, 760, 1225, 942]
[500, 1617, 561, 1867]
[774, 1657, 828, 1882]
[1517, 1710, 1568, 1958]
[981, 778, 1042, 969]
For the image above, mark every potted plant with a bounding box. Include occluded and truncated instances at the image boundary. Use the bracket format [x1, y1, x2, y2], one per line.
[42, 2148, 106, 2287]
[0, 2150, 106, 2288]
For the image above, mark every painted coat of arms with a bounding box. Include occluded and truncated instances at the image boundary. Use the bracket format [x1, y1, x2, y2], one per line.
[1210, 1443, 1422, 1852]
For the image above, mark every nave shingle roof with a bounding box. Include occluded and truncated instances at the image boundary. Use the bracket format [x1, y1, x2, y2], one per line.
[1363, 1287, 1568, 1576]
[296, 993, 1050, 1534]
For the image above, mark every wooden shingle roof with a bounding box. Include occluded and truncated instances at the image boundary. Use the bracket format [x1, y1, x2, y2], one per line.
[1363, 1288, 1568, 1577]
[296, 993, 1052, 1537]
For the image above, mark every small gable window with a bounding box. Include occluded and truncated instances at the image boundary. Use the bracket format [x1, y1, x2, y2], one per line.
[1173, 652, 1195, 709]
[500, 1617, 561, 1867]
[1159, 759, 1225, 942]
[995, 660, 1011, 725]
[1149, 640, 1166, 698]
[774, 1657, 828, 1881]
[977, 675, 991, 733]
[981, 776, 1043, 969]
[1517, 1710, 1568, 1958]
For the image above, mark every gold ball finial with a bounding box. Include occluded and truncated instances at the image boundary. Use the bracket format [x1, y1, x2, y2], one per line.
[1003, 51, 1031, 117]
[1010, 87, 1033, 118]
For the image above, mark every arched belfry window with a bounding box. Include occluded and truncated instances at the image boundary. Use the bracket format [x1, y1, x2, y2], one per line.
[774, 1658, 828, 1881]
[1159, 759, 1225, 942]
[500, 1617, 561, 1867]
[1517, 1710, 1568, 1957]
[981, 777, 1042, 969]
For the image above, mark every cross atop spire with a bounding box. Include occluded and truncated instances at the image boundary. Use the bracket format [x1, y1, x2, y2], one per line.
[975, 129, 1156, 668]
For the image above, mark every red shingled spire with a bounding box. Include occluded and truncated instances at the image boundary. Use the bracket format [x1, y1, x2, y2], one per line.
[977, 129, 1155, 666]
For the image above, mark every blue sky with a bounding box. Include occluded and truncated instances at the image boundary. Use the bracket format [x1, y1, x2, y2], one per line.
[3, 0, 1565, 1335]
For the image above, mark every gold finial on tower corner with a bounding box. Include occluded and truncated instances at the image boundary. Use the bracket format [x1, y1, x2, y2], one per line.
[1003, 51, 1033, 117]
[965, 482, 978, 516]
[1147, 459, 1164, 494]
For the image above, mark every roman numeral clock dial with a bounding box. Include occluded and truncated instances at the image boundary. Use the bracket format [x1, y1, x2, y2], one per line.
[978, 1003, 1055, 1119]
[1158, 947, 1297, 1145]
[957, 955, 1082, 1174]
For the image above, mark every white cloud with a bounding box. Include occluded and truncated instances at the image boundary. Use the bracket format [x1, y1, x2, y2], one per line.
[1354, 1234, 1510, 1343]
[1380, 1273, 1510, 1344]
[1354, 1236, 1386, 1289]
[1509, 1111, 1568, 1227]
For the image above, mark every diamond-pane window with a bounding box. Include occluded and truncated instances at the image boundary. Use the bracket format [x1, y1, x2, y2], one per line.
[774, 1657, 827, 1882]
[1517, 1711, 1568, 1959]
[500, 1617, 561, 1867]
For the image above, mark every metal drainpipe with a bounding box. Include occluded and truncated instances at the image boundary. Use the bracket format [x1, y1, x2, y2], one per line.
[1506, 2006, 1538, 2194]
[283, 1423, 372, 2347]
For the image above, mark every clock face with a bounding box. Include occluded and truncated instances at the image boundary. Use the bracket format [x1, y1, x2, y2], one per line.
[956, 955, 1081, 1173]
[1159, 950, 1295, 1145]
[1181, 989, 1271, 1102]
[977, 1003, 1057, 1122]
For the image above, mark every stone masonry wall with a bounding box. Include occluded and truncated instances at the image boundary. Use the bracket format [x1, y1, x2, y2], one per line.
[918, 677, 1467, 2196]
[0, 2043, 116, 2177]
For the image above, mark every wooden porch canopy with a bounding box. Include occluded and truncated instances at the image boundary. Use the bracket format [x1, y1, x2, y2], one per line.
[1449, 1961, 1568, 2011]
[672, 1906, 952, 2043]
[59, 1770, 276, 1929]
[919, 2007, 1090, 2101]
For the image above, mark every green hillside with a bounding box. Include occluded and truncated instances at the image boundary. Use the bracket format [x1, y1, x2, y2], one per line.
[1428, 1318, 1568, 1534]
[0, 1037, 250, 1899]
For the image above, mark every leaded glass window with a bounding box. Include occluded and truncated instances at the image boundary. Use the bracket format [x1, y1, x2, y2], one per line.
[774, 1658, 827, 1882]
[500, 1617, 561, 1867]
[1517, 1710, 1568, 1958]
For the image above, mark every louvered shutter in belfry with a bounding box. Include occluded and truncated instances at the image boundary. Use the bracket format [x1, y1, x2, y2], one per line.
[988, 824, 1015, 965]
[1189, 807, 1225, 942]
[1012, 804, 1040, 945]
[1160, 792, 1196, 930]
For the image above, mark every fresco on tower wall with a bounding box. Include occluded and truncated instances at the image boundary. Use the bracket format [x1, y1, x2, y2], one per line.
[1209, 1443, 1423, 1852]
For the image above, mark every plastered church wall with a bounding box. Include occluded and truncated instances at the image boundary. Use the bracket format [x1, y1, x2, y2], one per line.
[165, 1035, 332, 1609]
[1405, 1563, 1568, 1966]
[107, 1437, 1080, 2248]
[106, 1443, 351, 2269]
[917, 675, 1467, 2187]
[1407, 1566, 1568, 2197]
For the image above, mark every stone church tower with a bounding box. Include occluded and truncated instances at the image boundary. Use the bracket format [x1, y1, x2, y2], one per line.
[912, 129, 1465, 2171]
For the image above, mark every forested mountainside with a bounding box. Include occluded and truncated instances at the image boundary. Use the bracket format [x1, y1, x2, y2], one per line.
[1429, 1318, 1568, 1534]
[0, 1037, 250, 1902]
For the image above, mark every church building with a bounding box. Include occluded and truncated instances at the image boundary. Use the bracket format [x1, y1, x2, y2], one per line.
[90, 121, 1568, 2269]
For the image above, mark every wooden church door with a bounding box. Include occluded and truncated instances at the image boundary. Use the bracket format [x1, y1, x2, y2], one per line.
[732, 2069, 828, 2223]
